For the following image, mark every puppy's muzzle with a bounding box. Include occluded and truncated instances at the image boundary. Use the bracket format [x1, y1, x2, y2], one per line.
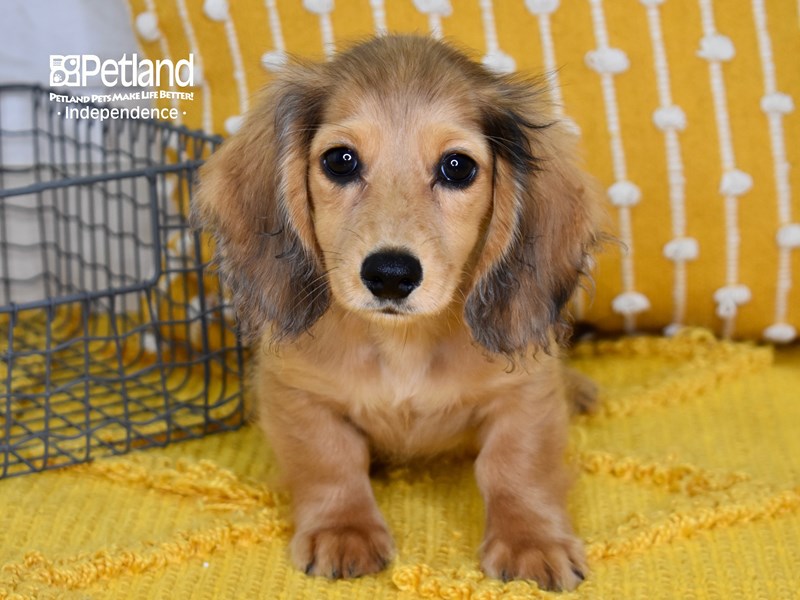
[360, 250, 423, 300]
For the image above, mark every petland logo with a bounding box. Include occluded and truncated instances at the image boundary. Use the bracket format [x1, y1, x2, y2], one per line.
[49, 54, 194, 88]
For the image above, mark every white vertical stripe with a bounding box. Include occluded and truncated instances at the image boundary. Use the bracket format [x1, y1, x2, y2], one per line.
[142, 0, 182, 124]
[752, 0, 796, 341]
[753, 0, 777, 93]
[588, 0, 610, 48]
[303, 0, 336, 60]
[479, 0, 500, 54]
[587, 0, 643, 333]
[261, 0, 287, 73]
[174, 0, 213, 133]
[319, 12, 336, 60]
[698, 0, 748, 337]
[643, 1, 691, 332]
[645, 5, 673, 107]
[220, 13, 249, 116]
[537, 13, 565, 112]
[478, 0, 515, 73]
[588, 0, 626, 180]
[707, 62, 735, 171]
[429, 14, 444, 39]
[603, 77, 627, 183]
[525, 3, 587, 318]
[412, 1, 451, 40]
[265, 0, 286, 53]
[370, 0, 388, 36]
[541, 10, 583, 317]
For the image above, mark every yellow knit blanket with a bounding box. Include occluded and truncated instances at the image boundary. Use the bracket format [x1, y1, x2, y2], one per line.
[1, 330, 798, 599]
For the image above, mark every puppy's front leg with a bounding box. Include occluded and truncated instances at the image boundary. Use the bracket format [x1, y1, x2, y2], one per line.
[475, 379, 587, 591]
[260, 388, 394, 578]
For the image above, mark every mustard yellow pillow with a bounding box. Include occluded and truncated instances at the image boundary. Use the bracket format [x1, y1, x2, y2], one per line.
[125, 0, 800, 342]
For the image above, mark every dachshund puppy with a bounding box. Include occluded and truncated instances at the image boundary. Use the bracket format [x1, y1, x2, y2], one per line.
[194, 35, 601, 591]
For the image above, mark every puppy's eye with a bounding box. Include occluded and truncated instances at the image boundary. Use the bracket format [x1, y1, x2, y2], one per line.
[438, 153, 477, 188]
[322, 147, 360, 181]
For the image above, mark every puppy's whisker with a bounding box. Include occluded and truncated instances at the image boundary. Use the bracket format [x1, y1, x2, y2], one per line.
[295, 268, 337, 306]
[419, 235, 443, 249]
[343, 228, 368, 247]
[443, 304, 461, 335]
[482, 134, 536, 158]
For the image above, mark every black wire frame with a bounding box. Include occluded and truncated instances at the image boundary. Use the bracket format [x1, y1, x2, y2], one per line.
[0, 84, 246, 478]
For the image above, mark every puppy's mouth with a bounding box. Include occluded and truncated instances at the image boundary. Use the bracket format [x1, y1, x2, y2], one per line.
[370, 300, 416, 318]
[375, 302, 420, 317]
[348, 296, 421, 320]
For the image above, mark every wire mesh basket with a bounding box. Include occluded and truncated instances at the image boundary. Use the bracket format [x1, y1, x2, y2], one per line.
[0, 84, 246, 478]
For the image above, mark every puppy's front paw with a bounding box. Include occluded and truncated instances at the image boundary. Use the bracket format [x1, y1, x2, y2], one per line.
[291, 521, 395, 579]
[480, 530, 587, 591]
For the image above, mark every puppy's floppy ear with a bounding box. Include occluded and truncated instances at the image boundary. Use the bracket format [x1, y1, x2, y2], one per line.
[465, 80, 601, 357]
[191, 65, 330, 343]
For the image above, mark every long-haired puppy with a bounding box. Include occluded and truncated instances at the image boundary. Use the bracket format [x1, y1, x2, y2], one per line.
[194, 35, 602, 591]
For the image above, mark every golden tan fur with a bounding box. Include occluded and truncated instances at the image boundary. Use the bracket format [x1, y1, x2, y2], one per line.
[193, 36, 602, 591]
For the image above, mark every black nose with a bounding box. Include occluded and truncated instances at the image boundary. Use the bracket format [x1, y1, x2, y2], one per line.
[360, 251, 423, 300]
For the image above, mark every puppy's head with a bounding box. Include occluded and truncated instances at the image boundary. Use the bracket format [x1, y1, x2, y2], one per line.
[193, 36, 600, 356]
